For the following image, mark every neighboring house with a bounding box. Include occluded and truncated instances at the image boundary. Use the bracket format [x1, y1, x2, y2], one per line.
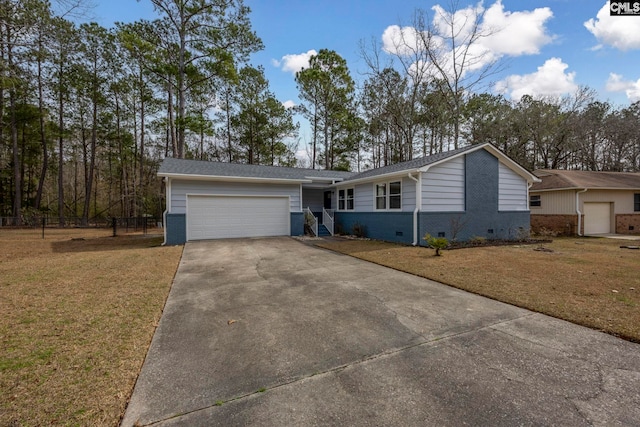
[530, 169, 640, 236]
[158, 143, 539, 245]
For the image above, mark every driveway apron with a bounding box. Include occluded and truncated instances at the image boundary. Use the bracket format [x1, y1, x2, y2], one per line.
[122, 237, 640, 426]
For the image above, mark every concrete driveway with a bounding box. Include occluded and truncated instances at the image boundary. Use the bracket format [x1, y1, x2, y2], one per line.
[122, 237, 640, 426]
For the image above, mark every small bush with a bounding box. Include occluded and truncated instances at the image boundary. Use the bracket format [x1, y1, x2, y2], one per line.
[469, 235, 487, 245]
[534, 227, 558, 238]
[424, 233, 449, 256]
[352, 222, 367, 238]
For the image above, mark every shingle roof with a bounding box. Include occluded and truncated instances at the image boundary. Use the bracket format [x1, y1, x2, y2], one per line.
[158, 157, 355, 181]
[532, 169, 640, 191]
[158, 144, 535, 185]
[342, 145, 478, 182]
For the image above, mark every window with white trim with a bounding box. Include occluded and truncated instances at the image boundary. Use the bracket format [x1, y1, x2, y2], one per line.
[375, 180, 402, 210]
[529, 194, 541, 208]
[338, 188, 354, 210]
[389, 181, 401, 209]
[375, 183, 386, 209]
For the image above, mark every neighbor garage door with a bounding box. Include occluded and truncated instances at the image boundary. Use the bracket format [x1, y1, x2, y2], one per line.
[187, 195, 289, 240]
[583, 202, 611, 235]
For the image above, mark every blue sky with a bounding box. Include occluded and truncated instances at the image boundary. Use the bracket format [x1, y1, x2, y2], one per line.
[90, 0, 640, 136]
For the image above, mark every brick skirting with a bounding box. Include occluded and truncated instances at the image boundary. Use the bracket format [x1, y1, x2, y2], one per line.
[616, 214, 640, 235]
[531, 214, 579, 236]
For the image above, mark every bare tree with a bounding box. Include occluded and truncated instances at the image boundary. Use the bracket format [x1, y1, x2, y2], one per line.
[413, 1, 505, 148]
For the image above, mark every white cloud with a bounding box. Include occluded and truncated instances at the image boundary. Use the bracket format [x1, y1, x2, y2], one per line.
[606, 73, 640, 101]
[273, 50, 317, 74]
[381, 1, 553, 81]
[495, 57, 578, 101]
[585, 2, 640, 51]
[283, 100, 296, 109]
[382, 25, 426, 56]
[480, 1, 553, 56]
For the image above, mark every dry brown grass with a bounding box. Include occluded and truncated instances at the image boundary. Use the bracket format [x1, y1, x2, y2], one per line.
[0, 228, 183, 426]
[318, 237, 640, 343]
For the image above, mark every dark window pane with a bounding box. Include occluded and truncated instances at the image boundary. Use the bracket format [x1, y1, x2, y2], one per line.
[390, 195, 401, 209]
[389, 181, 401, 195]
[530, 195, 541, 207]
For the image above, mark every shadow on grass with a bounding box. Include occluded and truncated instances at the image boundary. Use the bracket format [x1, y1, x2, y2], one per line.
[50, 234, 164, 253]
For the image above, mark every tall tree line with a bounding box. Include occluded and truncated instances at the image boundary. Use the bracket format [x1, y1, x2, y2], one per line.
[295, 3, 640, 173]
[2, 0, 640, 226]
[0, 0, 299, 225]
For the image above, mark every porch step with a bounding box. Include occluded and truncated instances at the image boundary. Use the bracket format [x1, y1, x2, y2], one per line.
[317, 224, 331, 237]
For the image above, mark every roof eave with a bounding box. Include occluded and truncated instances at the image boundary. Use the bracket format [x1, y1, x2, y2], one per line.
[531, 186, 640, 192]
[158, 172, 312, 184]
[335, 168, 419, 186]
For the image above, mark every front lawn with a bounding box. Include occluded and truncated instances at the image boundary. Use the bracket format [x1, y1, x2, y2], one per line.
[0, 228, 183, 426]
[318, 237, 640, 343]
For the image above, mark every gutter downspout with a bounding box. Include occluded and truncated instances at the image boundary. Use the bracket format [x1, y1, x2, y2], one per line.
[408, 170, 424, 246]
[576, 188, 587, 236]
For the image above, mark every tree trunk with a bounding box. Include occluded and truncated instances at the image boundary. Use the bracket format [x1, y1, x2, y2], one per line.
[226, 89, 232, 162]
[81, 95, 97, 226]
[177, 10, 186, 159]
[168, 82, 177, 157]
[139, 69, 145, 211]
[8, 35, 21, 225]
[35, 42, 48, 211]
[58, 57, 65, 226]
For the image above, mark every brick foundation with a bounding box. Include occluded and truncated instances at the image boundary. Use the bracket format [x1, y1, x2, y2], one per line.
[616, 214, 640, 235]
[531, 214, 579, 236]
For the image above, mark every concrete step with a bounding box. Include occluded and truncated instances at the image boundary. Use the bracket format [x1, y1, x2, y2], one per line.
[317, 224, 331, 236]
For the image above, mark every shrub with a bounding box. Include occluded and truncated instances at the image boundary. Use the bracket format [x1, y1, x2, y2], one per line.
[352, 222, 367, 238]
[469, 235, 487, 245]
[423, 233, 449, 256]
[534, 227, 558, 238]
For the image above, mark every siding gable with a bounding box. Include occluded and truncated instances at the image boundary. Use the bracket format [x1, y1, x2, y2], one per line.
[498, 162, 528, 211]
[422, 156, 465, 212]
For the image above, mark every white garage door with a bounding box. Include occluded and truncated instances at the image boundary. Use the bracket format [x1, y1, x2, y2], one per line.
[584, 202, 611, 235]
[187, 195, 289, 240]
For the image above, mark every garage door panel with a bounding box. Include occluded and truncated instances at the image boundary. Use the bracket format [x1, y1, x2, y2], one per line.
[187, 195, 289, 240]
[584, 202, 611, 235]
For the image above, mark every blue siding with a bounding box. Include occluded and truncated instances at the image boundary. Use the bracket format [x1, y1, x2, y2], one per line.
[335, 212, 414, 244]
[165, 213, 186, 245]
[418, 211, 530, 242]
[418, 149, 530, 243]
[291, 212, 304, 236]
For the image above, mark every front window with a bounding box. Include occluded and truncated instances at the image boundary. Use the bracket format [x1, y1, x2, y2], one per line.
[346, 188, 354, 210]
[338, 188, 355, 210]
[389, 181, 401, 209]
[635, 194, 640, 212]
[375, 181, 402, 210]
[376, 183, 386, 209]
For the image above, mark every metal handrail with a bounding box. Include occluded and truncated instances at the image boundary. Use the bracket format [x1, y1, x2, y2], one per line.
[304, 207, 318, 237]
[322, 208, 334, 236]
